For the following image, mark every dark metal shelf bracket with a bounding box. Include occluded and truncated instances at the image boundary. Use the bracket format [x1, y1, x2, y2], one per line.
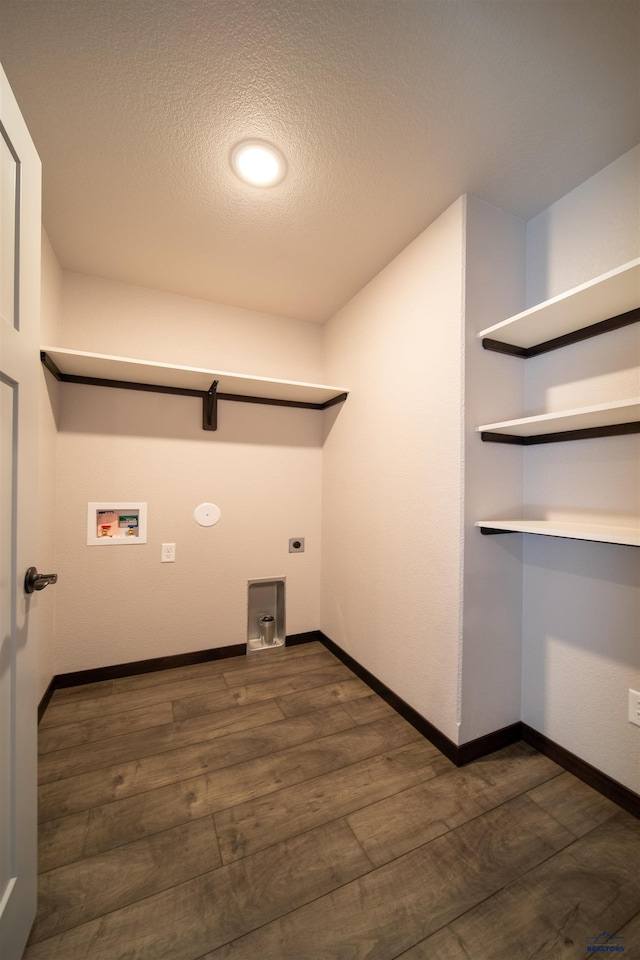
[481, 421, 639, 445]
[482, 306, 639, 358]
[203, 380, 219, 431]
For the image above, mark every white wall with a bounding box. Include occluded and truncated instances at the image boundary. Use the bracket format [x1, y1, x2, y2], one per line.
[60, 273, 324, 383]
[522, 147, 640, 793]
[52, 276, 324, 674]
[320, 195, 527, 748]
[526, 146, 640, 309]
[321, 199, 465, 744]
[37, 230, 62, 699]
[459, 196, 525, 742]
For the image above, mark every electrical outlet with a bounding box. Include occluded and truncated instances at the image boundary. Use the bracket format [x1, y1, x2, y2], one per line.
[161, 543, 176, 563]
[629, 689, 640, 728]
[289, 538, 305, 553]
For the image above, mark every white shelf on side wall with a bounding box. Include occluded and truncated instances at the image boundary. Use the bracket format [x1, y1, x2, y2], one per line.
[478, 398, 640, 443]
[476, 519, 639, 547]
[478, 258, 640, 355]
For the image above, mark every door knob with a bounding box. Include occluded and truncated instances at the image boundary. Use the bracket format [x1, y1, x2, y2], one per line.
[24, 566, 58, 594]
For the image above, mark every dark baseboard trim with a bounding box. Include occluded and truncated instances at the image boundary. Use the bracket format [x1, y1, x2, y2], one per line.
[318, 631, 519, 766]
[317, 632, 640, 817]
[317, 631, 462, 765]
[54, 643, 247, 688]
[38, 643, 246, 722]
[38, 676, 57, 724]
[521, 723, 639, 819]
[285, 630, 324, 646]
[38, 637, 321, 721]
[455, 722, 523, 766]
[36, 632, 639, 818]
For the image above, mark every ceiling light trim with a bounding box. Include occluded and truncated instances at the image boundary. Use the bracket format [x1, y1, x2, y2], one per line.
[230, 139, 287, 188]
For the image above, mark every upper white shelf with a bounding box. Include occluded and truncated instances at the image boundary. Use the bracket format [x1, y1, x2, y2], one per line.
[478, 398, 640, 441]
[40, 347, 349, 407]
[478, 258, 640, 352]
[476, 519, 639, 548]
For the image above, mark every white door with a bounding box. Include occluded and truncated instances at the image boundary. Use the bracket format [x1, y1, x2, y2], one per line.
[0, 63, 42, 959]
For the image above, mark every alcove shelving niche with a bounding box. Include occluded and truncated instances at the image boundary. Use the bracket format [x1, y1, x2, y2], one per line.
[475, 257, 640, 548]
[40, 347, 349, 431]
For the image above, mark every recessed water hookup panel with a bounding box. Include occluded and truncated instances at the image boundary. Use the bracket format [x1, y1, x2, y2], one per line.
[87, 502, 148, 545]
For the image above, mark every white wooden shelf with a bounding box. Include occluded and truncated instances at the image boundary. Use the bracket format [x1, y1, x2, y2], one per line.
[40, 347, 349, 431]
[477, 257, 639, 550]
[476, 520, 639, 548]
[478, 398, 640, 444]
[41, 347, 348, 405]
[478, 258, 640, 355]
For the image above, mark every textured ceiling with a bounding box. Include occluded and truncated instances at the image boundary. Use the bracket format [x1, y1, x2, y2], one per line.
[0, 0, 638, 323]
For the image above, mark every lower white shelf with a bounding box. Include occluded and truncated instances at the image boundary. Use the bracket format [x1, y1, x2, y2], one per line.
[476, 519, 640, 547]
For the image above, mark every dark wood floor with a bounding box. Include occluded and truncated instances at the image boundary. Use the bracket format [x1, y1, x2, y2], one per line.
[26, 641, 640, 959]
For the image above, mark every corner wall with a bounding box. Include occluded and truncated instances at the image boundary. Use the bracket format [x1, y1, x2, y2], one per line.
[321, 199, 465, 743]
[459, 196, 526, 742]
[52, 276, 325, 674]
[522, 146, 640, 793]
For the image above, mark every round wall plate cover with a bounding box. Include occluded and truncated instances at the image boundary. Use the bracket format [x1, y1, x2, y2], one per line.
[194, 502, 221, 527]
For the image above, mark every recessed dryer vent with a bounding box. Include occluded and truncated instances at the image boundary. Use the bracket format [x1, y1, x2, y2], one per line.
[247, 578, 285, 653]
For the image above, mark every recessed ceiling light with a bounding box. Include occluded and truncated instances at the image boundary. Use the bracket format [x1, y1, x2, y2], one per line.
[230, 139, 286, 187]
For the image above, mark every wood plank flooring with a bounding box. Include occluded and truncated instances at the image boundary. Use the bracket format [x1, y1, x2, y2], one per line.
[27, 641, 640, 959]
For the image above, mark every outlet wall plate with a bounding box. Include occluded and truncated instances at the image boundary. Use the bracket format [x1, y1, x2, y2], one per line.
[161, 543, 176, 563]
[289, 538, 305, 553]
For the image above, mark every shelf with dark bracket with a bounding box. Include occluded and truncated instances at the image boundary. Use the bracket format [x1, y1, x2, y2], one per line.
[478, 258, 639, 356]
[478, 399, 640, 445]
[475, 259, 640, 547]
[41, 348, 348, 432]
[476, 519, 639, 547]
